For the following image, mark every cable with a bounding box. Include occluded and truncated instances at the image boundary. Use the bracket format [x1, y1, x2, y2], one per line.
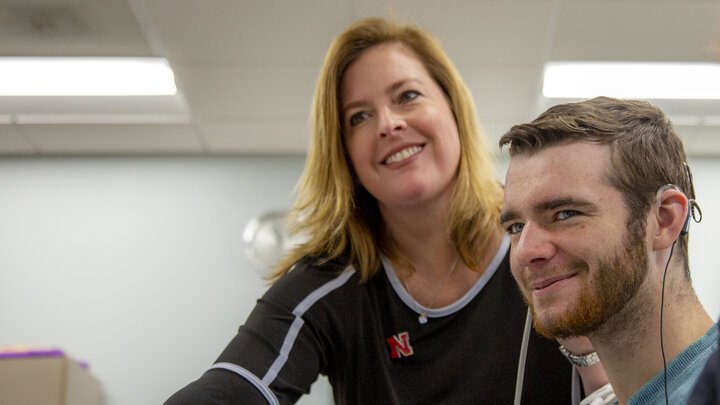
[660, 239, 676, 405]
[514, 308, 532, 405]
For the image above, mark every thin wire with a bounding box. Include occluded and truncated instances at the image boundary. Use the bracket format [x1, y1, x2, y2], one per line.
[514, 308, 532, 405]
[660, 239, 676, 405]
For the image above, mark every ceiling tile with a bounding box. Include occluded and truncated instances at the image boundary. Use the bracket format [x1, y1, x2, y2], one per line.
[351, 0, 556, 67]
[0, 124, 35, 154]
[553, 0, 720, 61]
[22, 123, 204, 154]
[173, 65, 317, 120]
[0, 95, 189, 116]
[199, 121, 308, 154]
[0, 0, 152, 56]
[140, 0, 353, 64]
[1, 0, 717, 156]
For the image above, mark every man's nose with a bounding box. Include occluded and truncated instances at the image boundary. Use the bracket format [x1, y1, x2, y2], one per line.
[512, 222, 556, 268]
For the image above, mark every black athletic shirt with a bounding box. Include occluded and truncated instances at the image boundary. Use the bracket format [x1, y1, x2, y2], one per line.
[165, 236, 573, 404]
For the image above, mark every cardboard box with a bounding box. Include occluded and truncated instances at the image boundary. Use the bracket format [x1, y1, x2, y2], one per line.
[0, 355, 102, 405]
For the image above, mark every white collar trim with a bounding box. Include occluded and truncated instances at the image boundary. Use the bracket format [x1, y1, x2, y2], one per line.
[383, 234, 510, 319]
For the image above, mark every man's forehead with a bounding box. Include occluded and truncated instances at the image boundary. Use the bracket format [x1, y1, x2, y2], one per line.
[514, 140, 610, 165]
[506, 142, 612, 183]
[503, 142, 615, 209]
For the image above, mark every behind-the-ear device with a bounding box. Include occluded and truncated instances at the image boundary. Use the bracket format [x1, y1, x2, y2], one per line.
[681, 162, 703, 235]
[681, 200, 692, 236]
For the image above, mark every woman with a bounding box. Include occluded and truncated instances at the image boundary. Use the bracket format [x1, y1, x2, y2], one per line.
[166, 17, 574, 404]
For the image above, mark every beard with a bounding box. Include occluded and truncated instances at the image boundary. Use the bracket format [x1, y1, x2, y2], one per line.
[528, 220, 649, 339]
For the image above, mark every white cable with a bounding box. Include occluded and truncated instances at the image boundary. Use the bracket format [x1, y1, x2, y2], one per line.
[514, 308, 533, 405]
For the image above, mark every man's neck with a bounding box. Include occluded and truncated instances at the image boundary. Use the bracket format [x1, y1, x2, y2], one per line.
[588, 282, 712, 405]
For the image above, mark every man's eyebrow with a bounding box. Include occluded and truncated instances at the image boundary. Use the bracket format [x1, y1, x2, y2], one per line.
[499, 210, 519, 225]
[535, 198, 596, 213]
[499, 198, 597, 224]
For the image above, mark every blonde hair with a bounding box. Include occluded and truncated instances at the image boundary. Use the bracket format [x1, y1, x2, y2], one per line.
[272, 17, 502, 282]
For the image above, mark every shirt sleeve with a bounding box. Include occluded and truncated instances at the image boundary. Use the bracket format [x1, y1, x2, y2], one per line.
[164, 264, 336, 405]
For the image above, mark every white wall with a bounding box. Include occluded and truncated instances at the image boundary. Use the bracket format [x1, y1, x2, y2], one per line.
[686, 158, 720, 320]
[0, 155, 718, 405]
[0, 156, 332, 405]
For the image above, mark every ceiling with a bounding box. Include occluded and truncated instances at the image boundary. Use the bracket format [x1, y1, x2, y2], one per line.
[0, 0, 719, 156]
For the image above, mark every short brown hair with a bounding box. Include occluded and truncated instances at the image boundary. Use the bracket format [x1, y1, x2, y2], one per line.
[272, 17, 502, 282]
[499, 96, 694, 278]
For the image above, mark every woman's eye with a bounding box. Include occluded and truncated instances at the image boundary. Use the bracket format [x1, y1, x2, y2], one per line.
[348, 111, 369, 127]
[506, 222, 524, 235]
[398, 90, 420, 103]
[556, 210, 579, 221]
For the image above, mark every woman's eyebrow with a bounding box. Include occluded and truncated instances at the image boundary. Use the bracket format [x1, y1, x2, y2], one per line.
[387, 78, 421, 93]
[342, 78, 423, 113]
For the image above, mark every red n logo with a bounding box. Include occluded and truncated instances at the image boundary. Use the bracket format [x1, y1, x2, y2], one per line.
[386, 331, 414, 359]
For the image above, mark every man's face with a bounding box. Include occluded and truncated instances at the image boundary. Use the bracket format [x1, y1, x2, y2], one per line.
[500, 141, 650, 338]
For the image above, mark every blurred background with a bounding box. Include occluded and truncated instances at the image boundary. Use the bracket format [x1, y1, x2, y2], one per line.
[0, 1, 718, 404]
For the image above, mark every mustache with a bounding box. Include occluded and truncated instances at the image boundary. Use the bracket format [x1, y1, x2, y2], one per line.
[522, 260, 589, 289]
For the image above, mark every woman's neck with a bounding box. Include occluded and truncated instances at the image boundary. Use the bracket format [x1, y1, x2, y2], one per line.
[380, 196, 455, 279]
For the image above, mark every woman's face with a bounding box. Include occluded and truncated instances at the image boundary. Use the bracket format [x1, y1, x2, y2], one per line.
[340, 42, 461, 212]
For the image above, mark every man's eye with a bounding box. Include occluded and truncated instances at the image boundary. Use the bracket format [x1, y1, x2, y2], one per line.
[506, 223, 524, 235]
[398, 90, 420, 103]
[556, 210, 579, 221]
[348, 111, 369, 127]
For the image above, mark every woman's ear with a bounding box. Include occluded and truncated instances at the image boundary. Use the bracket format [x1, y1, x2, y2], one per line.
[653, 185, 689, 251]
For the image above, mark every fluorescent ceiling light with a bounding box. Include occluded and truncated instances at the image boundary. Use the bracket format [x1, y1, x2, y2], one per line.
[0, 57, 177, 96]
[543, 62, 720, 99]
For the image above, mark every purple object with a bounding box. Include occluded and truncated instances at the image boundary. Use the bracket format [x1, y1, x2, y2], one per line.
[0, 348, 65, 359]
[0, 347, 89, 369]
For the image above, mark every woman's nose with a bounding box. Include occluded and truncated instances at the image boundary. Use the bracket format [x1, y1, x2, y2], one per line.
[377, 107, 407, 137]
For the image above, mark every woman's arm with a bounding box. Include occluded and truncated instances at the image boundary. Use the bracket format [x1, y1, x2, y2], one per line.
[557, 336, 611, 399]
[164, 261, 342, 404]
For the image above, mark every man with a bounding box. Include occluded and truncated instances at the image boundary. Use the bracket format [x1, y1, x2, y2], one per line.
[499, 96, 717, 405]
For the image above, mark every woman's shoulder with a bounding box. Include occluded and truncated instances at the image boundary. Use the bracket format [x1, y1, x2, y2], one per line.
[263, 255, 363, 306]
[286, 255, 356, 282]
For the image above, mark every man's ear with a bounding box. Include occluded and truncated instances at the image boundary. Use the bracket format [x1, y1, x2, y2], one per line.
[653, 186, 689, 251]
